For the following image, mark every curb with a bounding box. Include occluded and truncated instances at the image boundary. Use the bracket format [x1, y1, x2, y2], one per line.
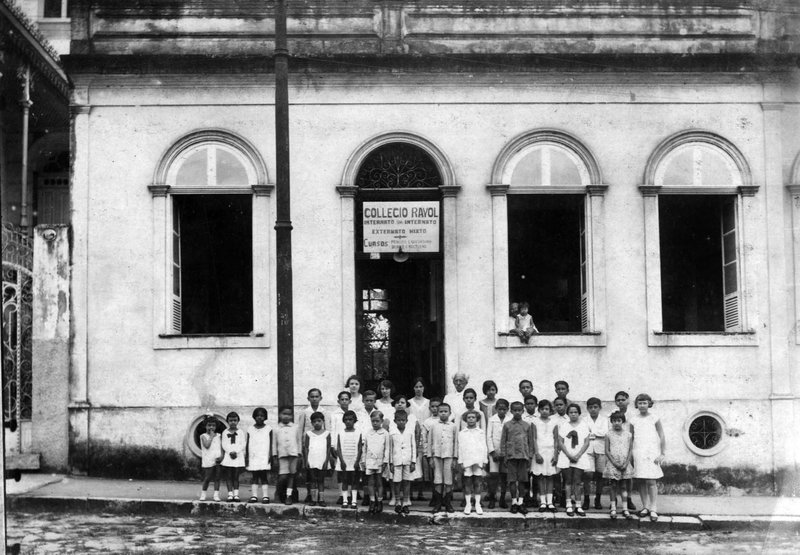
[8, 495, 800, 531]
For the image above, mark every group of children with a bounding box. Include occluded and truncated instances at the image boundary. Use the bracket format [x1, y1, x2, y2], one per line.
[198, 373, 667, 521]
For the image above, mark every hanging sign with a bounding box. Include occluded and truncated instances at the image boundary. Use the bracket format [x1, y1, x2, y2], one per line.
[362, 201, 440, 253]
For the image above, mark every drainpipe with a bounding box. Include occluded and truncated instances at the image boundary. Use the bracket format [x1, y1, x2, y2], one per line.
[274, 0, 294, 408]
[19, 65, 32, 230]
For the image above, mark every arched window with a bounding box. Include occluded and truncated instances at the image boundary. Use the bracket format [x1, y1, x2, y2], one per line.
[150, 130, 272, 348]
[489, 131, 606, 347]
[642, 131, 756, 345]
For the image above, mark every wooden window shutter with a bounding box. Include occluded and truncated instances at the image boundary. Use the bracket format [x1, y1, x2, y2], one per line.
[171, 203, 182, 333]
[721, 198, 740, 332]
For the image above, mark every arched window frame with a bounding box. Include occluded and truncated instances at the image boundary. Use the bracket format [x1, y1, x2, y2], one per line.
[149, 129, 273, 349]
[641, 130, 758, 347]
[488, 130, 607, 348]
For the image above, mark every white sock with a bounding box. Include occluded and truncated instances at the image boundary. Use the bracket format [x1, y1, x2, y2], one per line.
[475, 494, 481, 505]
[251, 485, 258, 497]
[517, 497, 523, 504]
[465, 494, 472, 505]
[540, 494, 546, 504]
[546, 493, 553, 504]
[234, 489, 239, 497]
[286, 488, 293, 496]
[262, 485, 269, 498]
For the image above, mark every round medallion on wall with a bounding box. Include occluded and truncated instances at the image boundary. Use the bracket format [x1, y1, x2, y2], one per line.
[683, 411, 726, 457]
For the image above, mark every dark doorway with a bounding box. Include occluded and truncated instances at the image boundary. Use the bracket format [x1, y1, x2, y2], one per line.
[356, 258, 444, 398]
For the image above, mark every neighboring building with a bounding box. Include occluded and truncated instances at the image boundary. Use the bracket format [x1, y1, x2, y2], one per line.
[1, 0, 70, 471]
[28, 1, 800, 492]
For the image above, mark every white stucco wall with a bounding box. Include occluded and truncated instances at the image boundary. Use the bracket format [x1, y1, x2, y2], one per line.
[72, 70, 797, 476]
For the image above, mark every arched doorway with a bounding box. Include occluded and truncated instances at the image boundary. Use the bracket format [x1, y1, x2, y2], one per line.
[354, 142, 445, 397]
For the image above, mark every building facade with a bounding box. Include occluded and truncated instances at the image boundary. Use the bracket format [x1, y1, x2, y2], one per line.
[26, 1, 800, 492]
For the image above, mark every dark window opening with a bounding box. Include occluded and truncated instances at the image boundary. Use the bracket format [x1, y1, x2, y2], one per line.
[688, 415, 722, 450]
[659, 195, 738, 332]
[508, 194, 584, 333]
[360, 288, 391, 383]
[43, 0, 65, 18]
[175, 195, 252, 334]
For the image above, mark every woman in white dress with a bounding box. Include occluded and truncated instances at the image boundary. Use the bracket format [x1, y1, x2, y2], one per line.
[345, 374, 364, 412]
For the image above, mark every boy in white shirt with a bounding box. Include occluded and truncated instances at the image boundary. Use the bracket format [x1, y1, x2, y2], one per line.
[486, 399, 510, 509]
[584, 396, 608, 511]
[458, 410, 488, 515]
[389, 410, 417, 514]
[362, 411, 390, 513]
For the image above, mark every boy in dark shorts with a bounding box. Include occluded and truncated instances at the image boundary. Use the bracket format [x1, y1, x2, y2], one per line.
[499, 401, 535, 514]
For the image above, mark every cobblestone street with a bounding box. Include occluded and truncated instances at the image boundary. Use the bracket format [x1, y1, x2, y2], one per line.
[7, 511, 800, 554]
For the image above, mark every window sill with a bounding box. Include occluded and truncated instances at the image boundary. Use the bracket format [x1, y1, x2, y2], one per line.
[648, 331, 757, 347]
[154, 332, 269, 350]
[496, 332, 605, 348]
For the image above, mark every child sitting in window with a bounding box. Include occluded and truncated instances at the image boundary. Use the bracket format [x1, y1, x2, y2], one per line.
[514, 302, 539, 343]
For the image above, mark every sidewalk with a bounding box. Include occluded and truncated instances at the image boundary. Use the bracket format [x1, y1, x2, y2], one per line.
[7, 474, 800, 531]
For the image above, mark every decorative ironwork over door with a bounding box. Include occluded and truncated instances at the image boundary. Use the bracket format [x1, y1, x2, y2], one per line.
[2, 223, 34, 452]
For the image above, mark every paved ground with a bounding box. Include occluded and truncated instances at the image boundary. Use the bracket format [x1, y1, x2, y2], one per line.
[8, 474, 800, 517]
[6, 510, 800, 554]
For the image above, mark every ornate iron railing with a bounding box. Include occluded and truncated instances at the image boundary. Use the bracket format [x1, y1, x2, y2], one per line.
[2, 223, 34, 447]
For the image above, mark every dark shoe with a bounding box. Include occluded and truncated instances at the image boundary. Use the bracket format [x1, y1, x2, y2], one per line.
[444, 493, 455, 513]
[432, 491, 442, 513]
[566, 506, 574, 517]
[395, 504, 403, 514]
[285, 498, 293, 506]
[518, 504, 528, 515]
[317, 500, 326, 507]
[402, 505, 410, 515]
[581, 496, 589, 511]
[594, 496, 602, 510]
[368, 501, 376, 514]
[377, 500, 384, 513]
[488, 498, 496, 509]
[248, 496, 258, 503]
[262, 497, 270, 504]
[627, 499, 637, 511]
[336, 496, 344, 505]
[547, 503, 557, 513]
[510, 504, 518, 514]
[308, 500, 316, 507]
[499, 498, 508, 509]
[305, 493, 313, 503]
[539, 504, 547, 512]
[362, 496, 371, 507]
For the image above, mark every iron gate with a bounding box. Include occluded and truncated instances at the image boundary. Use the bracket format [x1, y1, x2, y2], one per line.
[2, 223, 33, 452]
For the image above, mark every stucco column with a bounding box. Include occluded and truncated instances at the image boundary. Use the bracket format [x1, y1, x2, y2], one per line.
[337, 186, 358, 381]
[761, 102, 791, 397]
[790, 184, 800, 346]
[487, 185, 510, 341]
[68, 98, 91, 474]
[440, 185, 461, 384]
[31, 225, 70, 470]
[69, 100, 91, 405]
[639, 186, 663, 336]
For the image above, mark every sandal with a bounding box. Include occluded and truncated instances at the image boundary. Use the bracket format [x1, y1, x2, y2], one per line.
[650, 511, 659, 522]
[610, 508, 617, 520]
[248, 496, 258, 503]
[576, 507, 586, 517]
[639, 508, 650, 518]
[623, 509, 633, 520]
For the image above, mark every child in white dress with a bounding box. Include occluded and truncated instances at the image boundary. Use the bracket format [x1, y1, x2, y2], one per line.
[532, 400, 558, 512]
[458, 410, 488, 515]
[199, 417, 222, 501]
[220, 411, 245, 502]
[631, 393, 666, 522]
[303, 412, 332, 506]
[556, 403, 591, 516]
[245, 407, 272, 504]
